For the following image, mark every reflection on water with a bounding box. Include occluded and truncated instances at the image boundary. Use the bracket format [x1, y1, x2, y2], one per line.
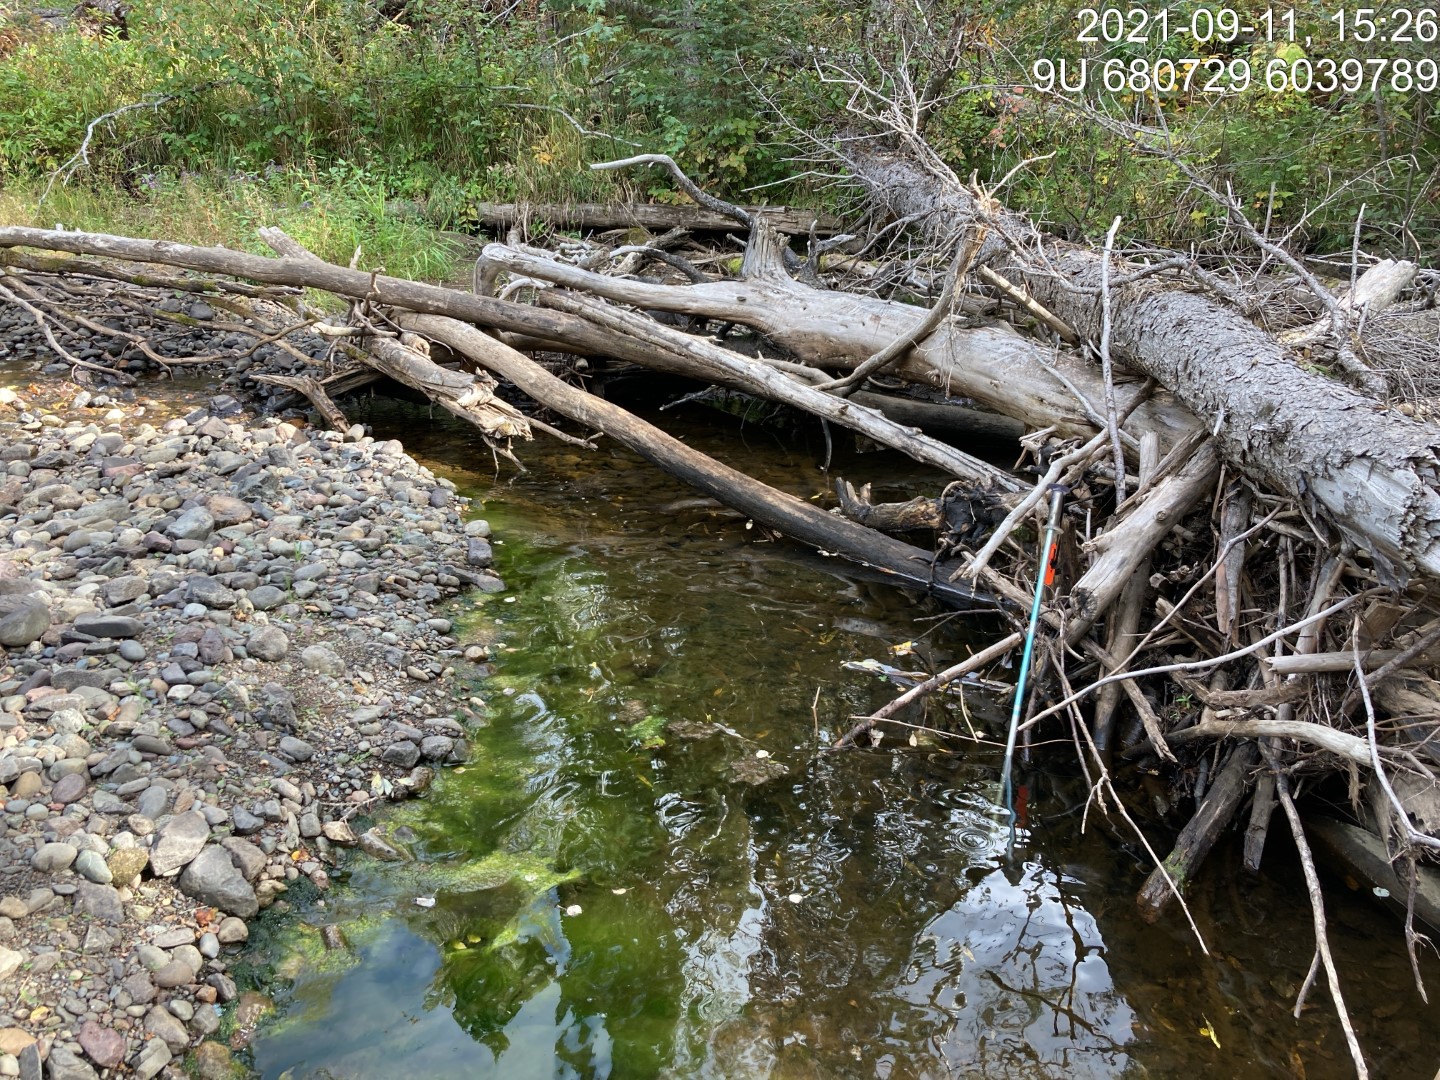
[250, 393, 1439, 1079]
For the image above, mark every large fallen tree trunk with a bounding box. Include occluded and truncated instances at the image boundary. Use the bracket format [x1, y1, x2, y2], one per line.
[0, 227, 1019, 492]
[478, 228, 1202, 454]
[480, 224, 1440, 582]
[487, 201, 1440, 587]
[846, 149, 1440, 582]
[471, 201, 843, 236]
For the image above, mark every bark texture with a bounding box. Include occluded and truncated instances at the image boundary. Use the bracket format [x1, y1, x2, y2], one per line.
[847, 149, 1440, 581]
[471, 201, 842, 235]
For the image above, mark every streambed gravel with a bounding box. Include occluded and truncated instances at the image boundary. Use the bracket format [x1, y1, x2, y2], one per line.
[0, 374, 504, 1079]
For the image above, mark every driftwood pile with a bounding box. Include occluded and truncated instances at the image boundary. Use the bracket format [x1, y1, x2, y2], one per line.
[3, 150, 1440, 1077]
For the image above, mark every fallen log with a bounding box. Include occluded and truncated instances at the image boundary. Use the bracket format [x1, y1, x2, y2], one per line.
[1307, 817, 1440, 934]
[477, 230, 1202, 453]
[0, 226, 1023, 490]
[363, 336, 533, 443]
[1280, 259, 1419, 349]
[499, 333, 1026, 442]
[1137, 741, 1259, 922]
[533, 289, 1023, 492]
[470, 201, 843, 236]
[249, 372, 351, 432]
[834, 481, 954, 533]
[815, 386, 1022, 443]
[0, 226, 660, 361]
[392, 311, 993, 608]
[252, 227, 533, 446]
[846, 148, 1440, 581]
[232, 226, 997, 604]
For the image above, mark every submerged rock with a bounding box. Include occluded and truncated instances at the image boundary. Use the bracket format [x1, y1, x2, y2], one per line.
[730, 754, 790, 786]
[192, 1041, 239, 1080]
[358, 828, 412, 862]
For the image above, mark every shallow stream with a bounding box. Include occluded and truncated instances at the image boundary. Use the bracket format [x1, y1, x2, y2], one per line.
[248, 390, 1440, 1079]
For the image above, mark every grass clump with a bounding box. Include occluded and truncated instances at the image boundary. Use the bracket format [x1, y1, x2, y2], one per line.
[0, 164, 463, 281]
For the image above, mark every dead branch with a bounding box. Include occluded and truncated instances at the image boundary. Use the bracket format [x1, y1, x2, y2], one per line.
[250, 373, 351, 432]
[1263, 743, 1371, 1079]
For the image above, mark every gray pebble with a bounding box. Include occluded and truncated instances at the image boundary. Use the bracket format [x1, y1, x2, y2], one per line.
[246, 626, 289, 662]
[381, 741, 420, 768]
[278, 736, 314, 762]
[248, 585, 285, 610]
[74, 850, 112, 885]
[32, 842, 77, 873]
[299, 644, 344, 675]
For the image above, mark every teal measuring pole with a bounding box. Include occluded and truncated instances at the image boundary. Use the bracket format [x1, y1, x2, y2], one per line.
[1000, 485, 1066, 854]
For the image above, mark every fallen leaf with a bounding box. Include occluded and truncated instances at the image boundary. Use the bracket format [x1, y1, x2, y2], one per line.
[1199, 1016, 1221, 1048]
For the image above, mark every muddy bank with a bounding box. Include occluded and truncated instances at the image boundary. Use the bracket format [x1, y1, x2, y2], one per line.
[0, 374, 501, 1080]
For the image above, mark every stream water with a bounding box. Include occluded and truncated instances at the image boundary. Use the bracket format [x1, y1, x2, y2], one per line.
[246, 388, 1440, 1079]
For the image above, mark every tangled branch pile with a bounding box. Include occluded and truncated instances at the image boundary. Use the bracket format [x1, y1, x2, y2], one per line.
[2, 142, 1440, 1075]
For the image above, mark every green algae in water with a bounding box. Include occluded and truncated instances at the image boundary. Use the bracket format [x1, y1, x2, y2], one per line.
[624, 713, 668, 749]
[249, 500, 1101, 1079]
[248, 396, 1440, 1080]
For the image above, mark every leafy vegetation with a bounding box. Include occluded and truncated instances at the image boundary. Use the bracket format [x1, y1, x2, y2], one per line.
[0, 0, 1435, 260]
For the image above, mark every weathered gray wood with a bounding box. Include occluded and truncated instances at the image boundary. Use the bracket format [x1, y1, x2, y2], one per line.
[364, 336, 532, 440]
[1280, 259, 1418, 347]
[471, 201, 843, 236]
[0, 227, 1030, 474]
[1092, 562, 1148, 761]
[496, 333, 1026, 441]
[534, 289, 1023, 492]
[254, 225, 534, 445]
[0, 225, 604, 343]
[1066, 440, 1220, 637]
[1165, 718, 1376, 764]
[394, 311, 992, 608]
[478, 242, 1202, 453]
[1266, 648, 1440, 676]
[249, 373, 351, 431]
[1215, 482, 1252, 644]
[846, 149, 1440, 581]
